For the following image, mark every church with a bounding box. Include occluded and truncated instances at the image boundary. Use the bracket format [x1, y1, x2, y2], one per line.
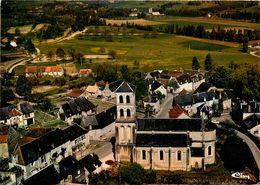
[115, 81, 216, 171]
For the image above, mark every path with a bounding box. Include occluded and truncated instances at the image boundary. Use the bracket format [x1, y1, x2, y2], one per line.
[250, 50, 260, 58]
[155, 94, 173, 118]
[40, 27, 88, 45]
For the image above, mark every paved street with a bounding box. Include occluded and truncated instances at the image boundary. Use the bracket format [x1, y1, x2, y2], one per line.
[155, 93, 174, 118]
[235, 130, 260, 171]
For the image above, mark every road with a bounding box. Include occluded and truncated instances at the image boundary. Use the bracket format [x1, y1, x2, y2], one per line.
[235, 130, 260, 171]
[155, 93, 174, 118]
[214, 114, 260, 175]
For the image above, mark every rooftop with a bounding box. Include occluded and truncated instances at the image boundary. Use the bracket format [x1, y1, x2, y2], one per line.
[169, 104, 189, 118]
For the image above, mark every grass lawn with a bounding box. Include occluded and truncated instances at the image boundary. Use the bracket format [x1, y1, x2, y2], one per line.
[7, 24, 33, 34]
[36, 32, 257, 72]
[34, 110, 66, 128]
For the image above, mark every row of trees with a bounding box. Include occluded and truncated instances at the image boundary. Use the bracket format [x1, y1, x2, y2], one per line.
[192, 53, 213, 71]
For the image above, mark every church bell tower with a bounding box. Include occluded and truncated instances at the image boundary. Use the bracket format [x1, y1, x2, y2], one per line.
[115, 81, 136, 162]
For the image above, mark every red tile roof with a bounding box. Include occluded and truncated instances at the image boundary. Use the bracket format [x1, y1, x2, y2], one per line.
[169, 104, 189, 118]
[79, 69, 92, 75]
[0, 135, 8, 143]
[67, 88, 85, 98]
[44, 66, 63, 73]
[25, 66, 37, 73]
[9, 108, 21, 117]
[96, 80, 106, 88]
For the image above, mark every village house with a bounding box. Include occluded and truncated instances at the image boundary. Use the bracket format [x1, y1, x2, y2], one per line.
[79, 68, 92, 77]
[67, 88, 85, 99]
[10, 124, 89, 180]
[58, 97, 96, 125]
[149, 80, 167, 98]
[115, 82, 216, 171]
[172, 91, 231, 116]
[169, 104, 190, 119]
[143, 95, 160, 114]
[0, 126, 21, 159]
[241, 113, 260, 138]
[25, 66, 37, 77]
[0, 102, 34, 127]
[81, 106, 117, 141]
[239, 100, 260, 120]
[42, 66, 64, 77]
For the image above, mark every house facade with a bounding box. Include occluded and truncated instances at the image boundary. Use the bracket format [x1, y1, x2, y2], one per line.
[115, 82, 216, 171]
[10, 124, 89, 180]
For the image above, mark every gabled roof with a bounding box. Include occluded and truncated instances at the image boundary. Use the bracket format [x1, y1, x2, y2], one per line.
[19, 102, 33, 114]
[136, 133, 189, 147]
[137, 118, 203, 132]
[19, 129, 67, 165]
[109, 80, 124, 92]
[67, 88, 85, 98]
[61, 97, 95, 118]
[177, 74, 192, 85]
[79, 68, 92, 75]
[81, 106, 116, 130]
[168, 80, 179, 90]
[169, 104, 189, 118]
[179, 89, 188, 96]
[80, 153, 102, 173]
[62, 124, 87, 141]
[24, 156, 83, 185]
[195, 82, 212, 93]
[25, 66, 37, 73]
[149, 71, 160, 78]
[0, 106, 20, 120]
[115, 81, 135, 93]
[44, 66, 63, 73]
[151, 80, 163, 92]
[242, 113, 260, 130]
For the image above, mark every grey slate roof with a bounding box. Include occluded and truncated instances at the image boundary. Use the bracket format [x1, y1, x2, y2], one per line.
[137, 118, 203, 132]
[136, 133, 189, 147]
[115, 81, 135, 93]
[19, 102, 33, 114]
[168, 80, 180, 90]
[174, 91, 218, 107]
[109, 80, 124, 92]
[151, 80, 163, 92]
[242, 113, 260, 130]
[61, 97, 95, 118]
[177, 74, 192, 85]
[24, 156, 83, 185]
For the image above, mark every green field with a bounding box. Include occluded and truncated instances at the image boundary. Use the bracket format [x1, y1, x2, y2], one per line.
[36, 32, 257, 72]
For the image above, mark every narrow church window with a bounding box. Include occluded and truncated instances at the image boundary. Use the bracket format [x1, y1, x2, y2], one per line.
[127, 109, 131, 117]
[160, 150, 164, 160]
[119, 95, 123, 103]
[208, 146, 212, 156]
[142, 150, 146, 160]
[126, 95, 130, 103]
[120, 109, 124, 117]
[177, 151, 182, 161]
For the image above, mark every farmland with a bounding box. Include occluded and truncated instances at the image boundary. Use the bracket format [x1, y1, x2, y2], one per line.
[36, 29, 257, 72]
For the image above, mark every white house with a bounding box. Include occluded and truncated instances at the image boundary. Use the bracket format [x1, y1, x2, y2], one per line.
[10, 124, 89, 180]
[42, 66, 64, 77]
[143, 95, 160, 113]
[149, 80, 167, 98]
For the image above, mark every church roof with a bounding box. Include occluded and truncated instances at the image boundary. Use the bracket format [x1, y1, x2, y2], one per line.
[137, 118, 203, 132]
[115, 81, 135, 93]
[136, 133, 189, 147]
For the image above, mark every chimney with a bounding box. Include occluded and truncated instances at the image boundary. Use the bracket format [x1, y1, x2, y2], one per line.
[248, 105, 251, 113]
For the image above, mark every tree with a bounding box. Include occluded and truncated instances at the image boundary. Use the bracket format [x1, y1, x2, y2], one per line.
[68, 48, 76, 60]
[204, 53, 213, 71]
[47, 51, 54, 59]
[0, 87, 15, 107]
[108, 50, 117, 59]
[15, 28, 21, 35]
[242, 36, 249, 52]
[24, 39, 36, 53]
[56, 47, 65, 59]
[192, 56, 200, 70]
[120, 65, 128, 79]
[76, 52, 84, 66]
[119, 163, 147, 185]
[16, 75, 32, 96]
